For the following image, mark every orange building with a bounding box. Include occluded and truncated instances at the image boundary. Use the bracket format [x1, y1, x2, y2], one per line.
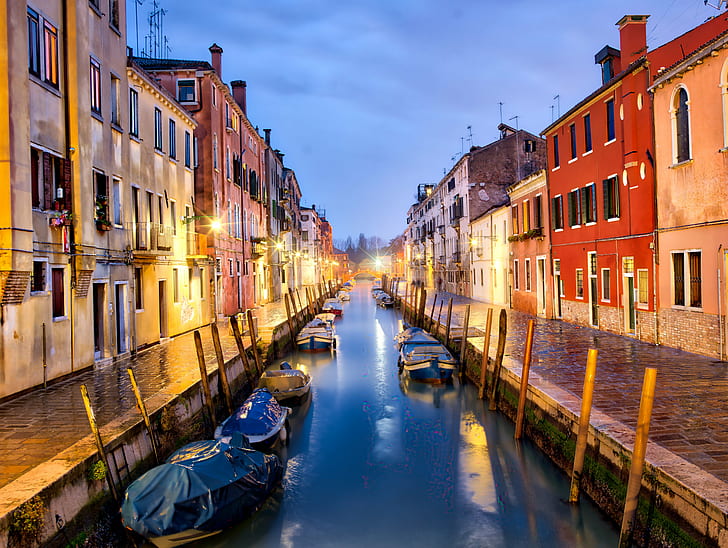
[650, 14, 728, 358]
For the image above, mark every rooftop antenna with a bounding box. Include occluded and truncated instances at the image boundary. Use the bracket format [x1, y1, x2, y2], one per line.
[550, 104, 555, 122]
[498, 102, 504, 124]
[466, 125, 473, 148]
[509, 115, 519, 130]
[460, 136, 465, 155]
[553, 94, 561, 118]
[142, 0, 169, 59]
[134, 0, 144, 55]
[704, 0, 727, 9]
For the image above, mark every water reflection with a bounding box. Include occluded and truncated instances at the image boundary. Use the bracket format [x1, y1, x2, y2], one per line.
[196, 283, 618, 548]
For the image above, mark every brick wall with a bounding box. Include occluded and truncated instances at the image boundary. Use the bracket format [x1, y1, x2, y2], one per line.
[0, 271, 30, 305]
[659, 308, 721, 358]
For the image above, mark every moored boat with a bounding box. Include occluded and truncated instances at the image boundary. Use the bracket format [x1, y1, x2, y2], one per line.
[376, 292, 394, 308]
[322, 297, 344, 316]
[336, 290, 350, 301]
[258, 361, 312, 403]
[296, 316, 336, 351]
[396, 328, 457, 383]
[120, 434, 283, 547]
[215, 388, 291, 448]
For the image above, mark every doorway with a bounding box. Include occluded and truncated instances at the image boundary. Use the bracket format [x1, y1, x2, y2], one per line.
[158, 280, 168, 339]
[623, 257, 636, 333]
[553, 259, 562, 319]
[92, 283, 105, 360]
[536, 256, 546, 317]
[115, 283, 127, 353]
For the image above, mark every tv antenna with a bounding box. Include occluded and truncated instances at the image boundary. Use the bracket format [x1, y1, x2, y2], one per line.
[498, 102, 504, 124]
[509, 115, 519, 130]
[704, 0, 727, 9]
[142, 0, 170, 59]
[466, 125, 473, 148]
[553, 95, 561, 118]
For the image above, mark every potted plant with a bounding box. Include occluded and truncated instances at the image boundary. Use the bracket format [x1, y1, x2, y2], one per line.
[49, 210, 73, 227]
[95, 195, 112, 231]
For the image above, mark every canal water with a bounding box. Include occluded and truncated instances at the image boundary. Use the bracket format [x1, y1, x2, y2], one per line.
[197, 283, 618, 547]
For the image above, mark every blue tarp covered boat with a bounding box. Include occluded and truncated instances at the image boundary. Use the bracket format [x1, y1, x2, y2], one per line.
[396, 328, 457, 383]
[120, 435, 283, 547]
[296, 317, 335, 351]
[215, 388, 290, 447]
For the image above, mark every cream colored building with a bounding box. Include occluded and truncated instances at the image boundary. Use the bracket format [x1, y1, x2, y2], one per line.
[470, 205, 511, 306]
[127, 62, 211, 349]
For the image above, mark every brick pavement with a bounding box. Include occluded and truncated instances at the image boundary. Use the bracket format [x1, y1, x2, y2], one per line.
[406, 289, 728, 484]
[0, 299, 295, 490]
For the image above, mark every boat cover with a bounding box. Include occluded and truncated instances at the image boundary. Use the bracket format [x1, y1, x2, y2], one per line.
[120, 436, 283, 538]
[220, 388, 286, 437]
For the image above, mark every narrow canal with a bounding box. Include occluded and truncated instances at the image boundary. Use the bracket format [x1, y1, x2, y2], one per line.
[198, 282, 618, 547]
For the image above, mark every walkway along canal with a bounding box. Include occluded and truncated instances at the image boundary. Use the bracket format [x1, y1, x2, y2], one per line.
[197, 282, 618, 547]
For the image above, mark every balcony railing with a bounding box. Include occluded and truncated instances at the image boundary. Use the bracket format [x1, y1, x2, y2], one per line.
[186, 231, 208, 256]
[130, 222, 174, 254]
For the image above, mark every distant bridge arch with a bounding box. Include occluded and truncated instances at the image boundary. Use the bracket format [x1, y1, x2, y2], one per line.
[343, 270, 383, 283]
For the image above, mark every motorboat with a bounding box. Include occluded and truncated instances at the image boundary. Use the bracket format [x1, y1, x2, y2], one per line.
[322, 297, 343, 316]
[397, 328, 457, 383]
[376, 292, 395, 308]
[215, 388, 291, 448]
[336, 290, 350, 301]
[296, 316, 336, 351]
[258, 361, 311, 403]
[120, 434, 283, 547]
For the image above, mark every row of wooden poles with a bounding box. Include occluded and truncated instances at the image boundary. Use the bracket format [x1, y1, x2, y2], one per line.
[389, 278, 657, 547]
[78, 281, 338, 506]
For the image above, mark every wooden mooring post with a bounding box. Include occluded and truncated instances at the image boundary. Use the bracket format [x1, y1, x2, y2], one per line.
[429, 294, 437, 333]
[284, 293, 295, 342]
[458, 305, 470, 379]
[229, 315, 254, 387]
[418, 288, 427, 328]
[444, 298, 453, 348]
[569, 348, 598, 503]
[80, 384, 120, 503]
[247, 309, 263, 376]
[618, 367, 657, 548]
[488, 309, 508, 411]
[514, 319, 535, 440]
[210, 323, 233, 416]
[436, 299, 444, 336]
[194, 330, 216, 435]
[127, 368, 160, 464]
[478, 308, 493, 399]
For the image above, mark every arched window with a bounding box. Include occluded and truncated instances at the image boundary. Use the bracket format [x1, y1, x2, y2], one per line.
[671, 86, 691, 163]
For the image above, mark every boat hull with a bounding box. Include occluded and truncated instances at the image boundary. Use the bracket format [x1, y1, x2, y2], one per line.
[296, 335, 333, 352]
[403, 358, 456, 383]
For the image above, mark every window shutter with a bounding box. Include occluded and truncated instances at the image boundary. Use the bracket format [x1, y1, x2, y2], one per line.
[580, 188, 587, 225]
[61, 158, 73, 211]
[568, 193, 575, 226]
[614, 180, 620, 218]
[551, 198, 557, 230]
[602, 179, 609, 219]
[43, 152, 52, 209]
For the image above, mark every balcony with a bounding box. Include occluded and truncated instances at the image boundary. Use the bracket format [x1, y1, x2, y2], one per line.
[251, 237, 267, 257]
[186, 231, 208, 257]
[130, 222, 174, 255]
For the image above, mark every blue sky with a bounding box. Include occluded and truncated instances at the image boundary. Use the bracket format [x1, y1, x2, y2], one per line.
[127, 1, 723, 243]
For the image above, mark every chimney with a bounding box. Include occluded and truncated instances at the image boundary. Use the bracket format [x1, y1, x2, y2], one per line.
[231, 80, 247, 114]
[617, 15, 649, 66]
[209, 43, 223, 77]
[263, 129, 271, 146]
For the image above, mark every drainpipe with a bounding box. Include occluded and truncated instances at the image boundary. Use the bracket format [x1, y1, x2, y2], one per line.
[719, 244, 724, 360]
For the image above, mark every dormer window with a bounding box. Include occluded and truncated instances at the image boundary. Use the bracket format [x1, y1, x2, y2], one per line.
[594, 46, 620, 85]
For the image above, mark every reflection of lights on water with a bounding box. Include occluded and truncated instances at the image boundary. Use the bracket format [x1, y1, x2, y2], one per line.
[459, 411, 498, 512]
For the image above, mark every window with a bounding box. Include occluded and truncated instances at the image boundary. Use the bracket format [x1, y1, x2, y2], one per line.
[170, 201, 177, 235]
[606, 99, 615, 142]
[212, 84, 217, 107]
[533, 194, 543, 229]
[129, 88, 139, 137]
[30, 147, 68, 211]
[522, 200, 530, 232]
[525, 258, 531, 292]
[601, 269, 610, 302]
[228, 258, 234, 277]
[552, 135, 560, 168]
[226, 147, 230, 179]
[524, 139, 536, 153]
[576, 269, 584, 298]
[601, 58, 614, 84]
[51, 267, 64, 318]
[184, 131, 191, 168]
[602, 176, 620, 219]
[177, 79, 196, 102]
[213, 134, 218, 169]
[551, 195, 564, 230]
[110, 75, 120, 126]
[567, 189, 580, 227]
[135, 268, 143, 310]
[583, 114, 592, 152]
[31, 259, 47, 293]
[673, 87, 691, 163]
[582, 184, 596, 224]
[28, 10, 59, 88]
[511, 205, 519, 234]
[27, 9, 41, 78]
[95, 171, 109, 224]
[569, 123, 577, 160]
[672, 251, 701, 308]
[193, 137, 198, 168]
[513, 260, 520, 290]
[154, 108, 162, 150]
[112, 177, 121, 225]
[90, 58, 101, 114]
[109, 0, 119, 30]
[168, 119, 176, 159]
[173, 269, 179, 303]
[637, 269, 649, 305]
[188, 268, 193, 299]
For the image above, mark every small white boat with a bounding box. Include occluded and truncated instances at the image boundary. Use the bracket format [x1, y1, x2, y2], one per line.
[258, 362, 312, 403]
[336, 290, 350, 301]
[297, 317, 336, 351]
[322, 297, 343, 316]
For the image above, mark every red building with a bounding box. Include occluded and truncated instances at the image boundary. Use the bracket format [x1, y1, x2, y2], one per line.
[137, 45, 268, 318]
[542, 15, 726, 341]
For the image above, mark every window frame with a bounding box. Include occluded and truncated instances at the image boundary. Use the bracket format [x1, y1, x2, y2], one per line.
[129, 87, 139, 137]
[551, 195, 564, 231]
[154, 107, 163, 151]
[671, 86, 692, 164]
[513, 259, 520, 291]
[90, 57, 102, 115]
[31, 258, 49, 294]
[552, 134, 560, 169]
[583, 113, 592, 153]
[168, 118, 176, 160]
[575, 268, 584, 299]
[51, 266, 65, 319]
[606, 98, 616, 142]
[569, 123, 577, 160]
[600, 268, 611, 302]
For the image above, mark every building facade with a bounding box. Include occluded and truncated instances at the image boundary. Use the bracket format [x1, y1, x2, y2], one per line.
[470, 205, 511, 306]
[650, 19, 728, 358]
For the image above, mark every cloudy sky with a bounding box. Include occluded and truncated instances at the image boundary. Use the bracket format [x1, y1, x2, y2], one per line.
[127, 0, 722, 243]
